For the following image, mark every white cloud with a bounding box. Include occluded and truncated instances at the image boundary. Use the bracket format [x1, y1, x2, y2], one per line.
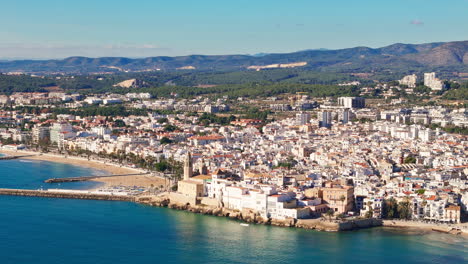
[410, 19, 424, 25]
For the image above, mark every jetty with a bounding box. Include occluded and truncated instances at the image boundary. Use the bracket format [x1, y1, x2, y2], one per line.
[0, 154, 37, 160]
[44, 172, 149, 183]
[0, 188, 135, 202]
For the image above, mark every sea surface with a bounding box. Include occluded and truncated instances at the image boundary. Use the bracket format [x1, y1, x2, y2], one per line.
[0, 157, 467, 264]
[0, 156, 105, 190]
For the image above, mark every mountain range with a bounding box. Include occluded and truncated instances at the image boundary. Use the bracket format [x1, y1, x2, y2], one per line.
[0, 41, 467, 74]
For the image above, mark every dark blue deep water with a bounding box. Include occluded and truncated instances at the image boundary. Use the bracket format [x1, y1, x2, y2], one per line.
[0, 157, 467, 264]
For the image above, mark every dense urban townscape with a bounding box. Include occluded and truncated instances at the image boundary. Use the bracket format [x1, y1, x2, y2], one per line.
[2, 2, 468, 263]
[0, 71, 466, 230]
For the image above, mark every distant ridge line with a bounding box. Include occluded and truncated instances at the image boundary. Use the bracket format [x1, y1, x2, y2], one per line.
[0, 40, 466, 74]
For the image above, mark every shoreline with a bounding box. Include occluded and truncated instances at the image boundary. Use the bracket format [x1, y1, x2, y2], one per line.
[382, 219, 468, 236]
[1, 150, 466, 236]
[136, 194, 468, 236]
[0, 149, 168, 190]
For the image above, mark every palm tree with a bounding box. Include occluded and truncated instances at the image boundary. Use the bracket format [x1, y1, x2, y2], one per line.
[324, 209, 335, 221]
[398, 199, 412, 220]
[384, 198, 398, 219]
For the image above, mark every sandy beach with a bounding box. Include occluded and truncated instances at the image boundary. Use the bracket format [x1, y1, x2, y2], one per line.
[382, 220, 468, 236]
[92, 175, 168, 189]
[0, 149, 168, 189]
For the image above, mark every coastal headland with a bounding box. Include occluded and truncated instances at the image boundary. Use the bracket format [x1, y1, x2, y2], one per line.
[135, 194, 468, 235]
[135, 195, 383, 232]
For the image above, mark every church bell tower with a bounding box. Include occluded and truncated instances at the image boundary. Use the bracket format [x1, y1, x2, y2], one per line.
[183, 152, 193, 180]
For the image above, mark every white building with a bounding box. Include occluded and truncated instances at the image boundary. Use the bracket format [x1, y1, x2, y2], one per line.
[296, 112, 311, 125]
[84, 97, 103, 105]
[91, 127, 111, 138]
[50, 122, 74, 144]
[424, 72, 444, 91]
[103, 98, 123, 105]
[399, 74, 417, 88]
[338, 97, 365, 108]
[32, 126, 50, 143]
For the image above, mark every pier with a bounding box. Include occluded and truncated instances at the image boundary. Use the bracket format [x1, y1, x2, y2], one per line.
[0, 188, 136, 202]
[44, 173, 149, 183]
[0, 154, 37, 160]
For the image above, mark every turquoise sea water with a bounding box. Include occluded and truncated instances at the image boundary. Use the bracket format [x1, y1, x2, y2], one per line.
[0, 158, 467, 264]
[0, 157, 105, 190]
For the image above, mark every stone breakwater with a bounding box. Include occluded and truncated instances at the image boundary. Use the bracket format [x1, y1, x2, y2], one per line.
[136, 195, 383, 232]
[0, 188, 135, 202]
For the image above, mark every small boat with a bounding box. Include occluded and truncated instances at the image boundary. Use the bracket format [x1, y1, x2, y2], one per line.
[240, 223, 249, 227]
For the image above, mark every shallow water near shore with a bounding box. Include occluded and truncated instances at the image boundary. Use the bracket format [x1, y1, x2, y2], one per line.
[0, 157, 467, 264]
[0, 157, 105, 190]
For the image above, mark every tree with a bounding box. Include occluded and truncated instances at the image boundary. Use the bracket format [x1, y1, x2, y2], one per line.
[324, 209, 335, 221]
[163, 124, 179, 132]
[404, 156, 416, 164]
[415, 189, 425, 195]
[397, 200, 412, 220]
[413, 85, 431, 94]
[157, 118, 168, 124]
[160, 137, 173, 145]
[38, 138, 50, 152]
[382, 198, 398, 219]
[114, 119, 126, 127]
[154, 161, 169, 172]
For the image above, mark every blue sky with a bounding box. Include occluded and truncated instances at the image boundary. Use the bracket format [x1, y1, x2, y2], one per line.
[0, 0, 467, 59]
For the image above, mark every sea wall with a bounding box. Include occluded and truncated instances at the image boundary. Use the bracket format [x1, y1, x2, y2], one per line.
[0, 188, 135, 202]
[135, 195, 383, 232]
[168, 192, 198, 205]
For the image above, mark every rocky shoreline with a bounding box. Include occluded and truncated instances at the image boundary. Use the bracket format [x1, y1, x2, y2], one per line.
[2, 188, 465, 235]
[136, 195, 467, 236]
[136, 195, 383, 232]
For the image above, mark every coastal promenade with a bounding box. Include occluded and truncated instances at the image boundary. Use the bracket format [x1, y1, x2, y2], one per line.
[0, 149, 145, 175]
[0, 188, 136, 202]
